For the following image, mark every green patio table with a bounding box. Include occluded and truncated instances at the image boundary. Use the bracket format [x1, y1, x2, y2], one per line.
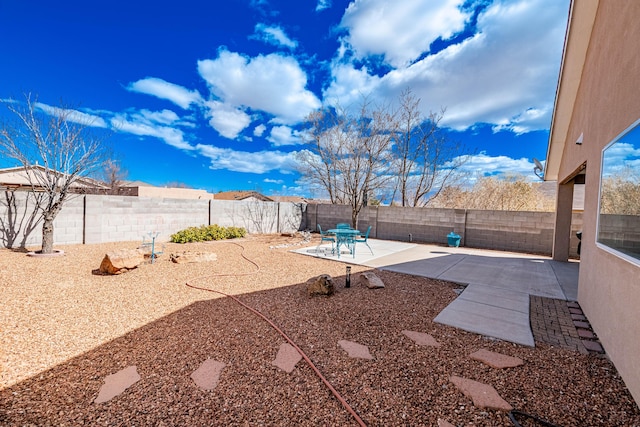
[327, 228, 360, 258]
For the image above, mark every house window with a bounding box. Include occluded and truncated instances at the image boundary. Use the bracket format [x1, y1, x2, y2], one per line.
[597, 120, 640, 264]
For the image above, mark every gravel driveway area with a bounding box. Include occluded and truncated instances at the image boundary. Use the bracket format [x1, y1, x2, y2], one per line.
[1, 234, 638, 426]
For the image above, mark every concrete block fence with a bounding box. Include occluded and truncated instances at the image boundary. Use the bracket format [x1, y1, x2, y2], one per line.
[0, 190, 581, 257]
[0, 192, 306, 249]
[306, 204, 583, 258]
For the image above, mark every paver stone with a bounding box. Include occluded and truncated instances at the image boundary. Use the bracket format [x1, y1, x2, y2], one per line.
[191, 359, 226, 391]
[272, 343, 302, 373]
[449, 375, 513, 411]
[95, 365, 141, 404]
[402, 330, 441, 347]
[469, 349, 523, 369]
[338, 340, 373, 360]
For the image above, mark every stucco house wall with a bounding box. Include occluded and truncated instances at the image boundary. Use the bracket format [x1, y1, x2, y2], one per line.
[548, 1, 640, 404]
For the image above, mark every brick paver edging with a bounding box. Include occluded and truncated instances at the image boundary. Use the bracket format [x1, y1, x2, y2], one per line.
[529, 296, 604, 355]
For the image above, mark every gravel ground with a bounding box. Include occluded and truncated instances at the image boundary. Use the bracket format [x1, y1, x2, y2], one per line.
[1, 234, 639, 426]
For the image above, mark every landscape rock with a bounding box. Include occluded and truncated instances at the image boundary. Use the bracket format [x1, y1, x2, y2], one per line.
[359, 271, 385, 289]
[306, 274, 335, 296]
[170, 251, 218, 264]
[98, 249, 145, 275]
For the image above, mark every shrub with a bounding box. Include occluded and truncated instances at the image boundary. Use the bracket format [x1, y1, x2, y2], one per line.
[170, 224, 247, 243]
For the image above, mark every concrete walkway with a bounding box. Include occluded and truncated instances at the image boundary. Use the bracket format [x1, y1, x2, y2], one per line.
[293, 238, 579, 347]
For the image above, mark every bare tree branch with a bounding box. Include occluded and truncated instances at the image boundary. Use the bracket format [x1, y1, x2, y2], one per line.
[0, 94, 110, 253]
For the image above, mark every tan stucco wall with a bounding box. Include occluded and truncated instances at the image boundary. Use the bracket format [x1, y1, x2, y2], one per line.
[556, 2, 640, 404]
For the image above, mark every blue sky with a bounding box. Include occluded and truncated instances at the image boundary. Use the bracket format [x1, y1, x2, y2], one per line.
[0, 0, 570, 197]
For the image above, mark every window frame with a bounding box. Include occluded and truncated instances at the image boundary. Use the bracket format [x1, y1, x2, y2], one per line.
[595, 118, 640, 267]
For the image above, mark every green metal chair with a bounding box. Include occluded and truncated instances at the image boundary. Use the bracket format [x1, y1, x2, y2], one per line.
[354, 225, 373, 256]
[336, 222, 351, 229]
[317, 224, 335, 255]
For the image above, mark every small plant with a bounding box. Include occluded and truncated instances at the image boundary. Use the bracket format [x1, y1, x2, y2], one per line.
[170, 224, 247, 243]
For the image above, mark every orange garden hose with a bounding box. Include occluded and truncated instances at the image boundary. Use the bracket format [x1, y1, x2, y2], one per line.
[185, 241, 367, 427]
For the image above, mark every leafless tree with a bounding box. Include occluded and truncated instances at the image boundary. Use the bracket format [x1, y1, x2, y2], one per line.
[297, 98, 395, 228]
[390, 88, 468, 207]
[0, 94, 108, 253]
[101, 158, 128, 195]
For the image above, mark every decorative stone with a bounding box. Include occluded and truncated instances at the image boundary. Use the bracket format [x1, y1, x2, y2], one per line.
[402, 330, 441, 347]
[98, 249, 145, 275]
[306, 274, 335, 296]
[95, 366, 141, 403]
[272, 343, 302, 373]
[469, 349, 524, 369]
[438, 419, 456, 427]
[450, 375, 513, 411]
[191, 359, 226, 391]
[358, 271, 385, 289]
[338, 340, 373, 360]
[170, 251, 218, 264]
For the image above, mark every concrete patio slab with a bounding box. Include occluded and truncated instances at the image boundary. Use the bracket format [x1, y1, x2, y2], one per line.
[434, 292, 535, 347]
[292, 238, 579, 348]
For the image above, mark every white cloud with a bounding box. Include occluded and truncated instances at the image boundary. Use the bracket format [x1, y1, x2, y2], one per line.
[339, 0, 470, 67]
[323, 64, 381, 104]
[197, 50, 321, 125]
[34, 102, 108, 128]
[253, 124, 267, 137]
[196, 143, 299, 174]
[111, 112, 194, 151]
[449, 151, 538, 181]
[264, 178, 284, 184]
[203, 100, 252, 139]
[253, 24, 298, 49]
[127, 77, 203, 109]
[137, 109, 181, 125]
[326, 0, 568, 134]
[267, 125, 305, 146]
[316, 0, 331, 11]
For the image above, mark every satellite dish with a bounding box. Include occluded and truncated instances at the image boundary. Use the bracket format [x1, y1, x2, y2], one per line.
[533, 158, 544, 179]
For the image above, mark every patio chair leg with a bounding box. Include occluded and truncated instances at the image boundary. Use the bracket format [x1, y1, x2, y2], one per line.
[365, 242, 373, 255]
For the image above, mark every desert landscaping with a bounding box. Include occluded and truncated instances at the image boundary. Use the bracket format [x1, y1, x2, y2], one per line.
[1, 233, 639, 426]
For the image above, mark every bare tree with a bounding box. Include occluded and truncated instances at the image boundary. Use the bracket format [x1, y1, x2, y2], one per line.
[297, 98, 395, 228]
[0, 94, 108, 253]
[101, 158, 128, 195]
[391, 88, 468, 207]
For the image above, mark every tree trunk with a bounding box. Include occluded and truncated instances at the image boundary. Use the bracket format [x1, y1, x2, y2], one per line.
[41, 216, 55, 254]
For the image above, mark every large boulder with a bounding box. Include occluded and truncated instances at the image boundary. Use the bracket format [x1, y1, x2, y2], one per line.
[358, 271, 385, 289]
[99, 249, 145, 275]
[306, 274, 335, 296]
[170, 251, 218, 264]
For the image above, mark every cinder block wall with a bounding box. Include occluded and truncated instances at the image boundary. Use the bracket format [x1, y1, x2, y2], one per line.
[0, 192, 582, 257]
[84, 195, 210, 244]
[0, 192, 307, 249]
[308, 204, 583, 257]
[0, 192, 84, 249]
[464, 210, 554, 254]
